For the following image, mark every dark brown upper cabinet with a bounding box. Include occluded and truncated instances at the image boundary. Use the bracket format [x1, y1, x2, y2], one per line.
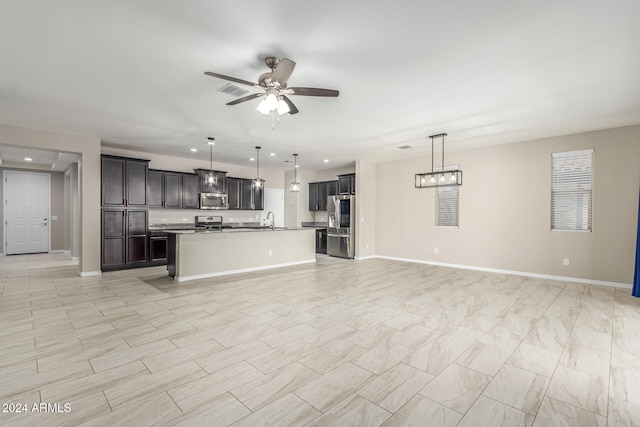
[338, 173, 356, 195]
[309, 180, 338, 211]
[181, 173, 200, 209]
[101, 155, 149, 207]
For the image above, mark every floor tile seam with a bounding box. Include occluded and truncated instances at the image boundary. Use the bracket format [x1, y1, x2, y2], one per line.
[478, 394, 539, 419]
[227, 365, 318, 412]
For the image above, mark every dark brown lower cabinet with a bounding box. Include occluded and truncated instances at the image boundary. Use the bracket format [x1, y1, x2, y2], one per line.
[315, 228, 327, 254]
[101, 209, 148, 270]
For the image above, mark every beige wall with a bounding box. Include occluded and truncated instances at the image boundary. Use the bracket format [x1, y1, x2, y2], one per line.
[373, 125, 640, 284]
[355, 160, 376, 259]
[0, 123, 101, 274]
[101, 146, 285, 189]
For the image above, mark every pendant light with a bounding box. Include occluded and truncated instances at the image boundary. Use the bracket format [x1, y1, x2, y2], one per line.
[415, 133, 463, 188]
[253, 146, 264, 188]
[289, 154, 300, 192]
[204, 137, 217, 187]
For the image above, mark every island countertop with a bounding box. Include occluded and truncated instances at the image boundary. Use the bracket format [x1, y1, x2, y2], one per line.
[167, 227, 316, 282]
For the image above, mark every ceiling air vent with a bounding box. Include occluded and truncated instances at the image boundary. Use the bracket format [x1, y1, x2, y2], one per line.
[398, 145, 413, 149]
[218, 84, 250, 97]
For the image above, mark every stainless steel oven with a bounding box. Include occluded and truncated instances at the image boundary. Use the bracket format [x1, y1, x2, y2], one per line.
[200, 193, 228, 210]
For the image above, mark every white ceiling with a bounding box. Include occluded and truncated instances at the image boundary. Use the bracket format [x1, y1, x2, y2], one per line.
[0, 1, 638, 171]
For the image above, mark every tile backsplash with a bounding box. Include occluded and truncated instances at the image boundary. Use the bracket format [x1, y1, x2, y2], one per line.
[313, 212, 328, 223]
[149, 209, 263, 225]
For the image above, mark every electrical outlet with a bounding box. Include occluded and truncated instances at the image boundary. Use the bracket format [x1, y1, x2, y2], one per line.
[563, 258, 570, 266]
[434, 248, 439, 254]
[268, 250, 272, 257]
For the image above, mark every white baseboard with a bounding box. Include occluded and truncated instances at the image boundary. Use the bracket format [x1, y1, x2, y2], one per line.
[49, 249, 66, 254]
[71, 256, 79, 261]
[370, 255, 632, 289]
[355, 255, 377, 261]
[175, 258, 316, 283]
[79, 271, 101, 277]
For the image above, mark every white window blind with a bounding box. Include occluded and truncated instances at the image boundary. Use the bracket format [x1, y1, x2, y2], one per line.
[435, 165, 459, 227]
[551, 149, 593, 231]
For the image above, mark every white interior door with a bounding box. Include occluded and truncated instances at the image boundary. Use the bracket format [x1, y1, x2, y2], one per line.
[262, 188, 285, 227]
[4, 171, 50, 255]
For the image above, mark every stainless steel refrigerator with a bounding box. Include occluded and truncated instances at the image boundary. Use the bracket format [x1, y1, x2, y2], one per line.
[327, 195, 355, 259]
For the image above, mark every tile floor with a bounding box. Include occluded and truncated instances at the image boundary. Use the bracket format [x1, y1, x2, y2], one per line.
[1, 253, 639, 426]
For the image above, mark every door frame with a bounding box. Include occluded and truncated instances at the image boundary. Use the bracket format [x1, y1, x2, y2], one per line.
[3, 170, 52, 255]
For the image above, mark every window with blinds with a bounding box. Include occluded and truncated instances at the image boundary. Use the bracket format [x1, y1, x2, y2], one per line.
[435, 165, 459, 227]
[551, 149, 593, 231]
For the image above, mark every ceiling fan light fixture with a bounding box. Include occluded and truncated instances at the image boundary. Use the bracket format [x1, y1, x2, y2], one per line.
[277, 98, 290, 115]
[257, 99, 271, 115]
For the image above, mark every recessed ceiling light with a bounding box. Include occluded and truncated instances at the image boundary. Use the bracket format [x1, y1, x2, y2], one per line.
[24, 157, 33, 161]
[269, 153, 276, 156]
[190, 148, 197, 152]
[249, 157, 255, 161]
[323, 159, 329, 163]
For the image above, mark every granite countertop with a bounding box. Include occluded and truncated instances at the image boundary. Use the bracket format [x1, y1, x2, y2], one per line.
[165, 227, 307, 234]
[149, 222, 261, 231]
[301, 222, 328, 228]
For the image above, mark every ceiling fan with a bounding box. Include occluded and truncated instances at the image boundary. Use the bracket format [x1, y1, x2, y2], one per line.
[205, 57, 339, 115]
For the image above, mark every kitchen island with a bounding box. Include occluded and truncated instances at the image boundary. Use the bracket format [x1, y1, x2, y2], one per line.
[166, 228, 316, 282]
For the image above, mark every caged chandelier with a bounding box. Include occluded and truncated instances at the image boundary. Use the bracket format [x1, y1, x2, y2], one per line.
[415, 133, 462, 188]
[289, 154, 301, 192]
[203, 137, 217, 187]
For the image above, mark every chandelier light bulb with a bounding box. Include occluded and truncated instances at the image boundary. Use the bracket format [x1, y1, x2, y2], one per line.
[257, 100, 270, 115]
[265, 93, 278, 110]
[277, 98, 290, 115]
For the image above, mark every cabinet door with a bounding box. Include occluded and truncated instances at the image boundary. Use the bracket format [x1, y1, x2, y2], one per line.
[127, 236, 148, 264]
[126, 159, 148, 206]
[148, 170, 164, 208]
[127, 210, 147, 236]
[328, 181, 338, 196]
[102, 209, 125, 267]
[308, 183, 319, 211]
[318, 182, 329, 211]
[182, 174, 200, 209]
[102, 157, 125, 206]
[126, 210, 148, 264]
[338, 175, 351, 195]
[227, 178, 241, 210]
[213, 172, 227, 194]
[164, 172, 182, 209]
[240, 179, 253, 210]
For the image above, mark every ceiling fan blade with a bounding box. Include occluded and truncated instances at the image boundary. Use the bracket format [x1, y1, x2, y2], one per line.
[204, 71, 257, 87]
[226, 92, 263, 106]
[288, 87, 339, 97]
[271, 58, 296, 86]
[281, 96, 299, 115]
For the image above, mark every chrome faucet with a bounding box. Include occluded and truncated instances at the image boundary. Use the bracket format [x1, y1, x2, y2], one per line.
[266, 211, 275, 230]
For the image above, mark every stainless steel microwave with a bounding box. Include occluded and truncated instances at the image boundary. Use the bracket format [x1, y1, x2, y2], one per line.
[200, 193, 228, 210]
